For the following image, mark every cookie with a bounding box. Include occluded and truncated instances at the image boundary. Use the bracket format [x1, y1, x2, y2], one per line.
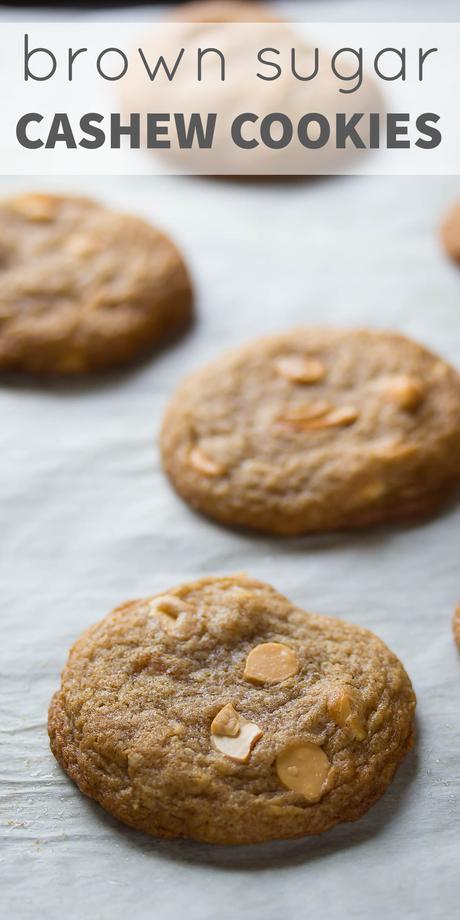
[121, 3, 380, 177]
[161, 327, 460, 535]
[0, 193, 192, 374]
[453, 605, 460, 648]
[441, 201, 460, 263]
[48, 574, 415, 845]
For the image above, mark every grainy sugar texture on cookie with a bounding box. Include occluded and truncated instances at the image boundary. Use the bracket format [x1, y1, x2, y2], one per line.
[161, 327, 460, 535]
[48, 575, 416, 845]
[0, 193, 192, 374]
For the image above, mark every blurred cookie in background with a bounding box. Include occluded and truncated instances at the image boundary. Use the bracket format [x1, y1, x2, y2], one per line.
[0, 193, 192, 376]
[121, 0, 383, 176]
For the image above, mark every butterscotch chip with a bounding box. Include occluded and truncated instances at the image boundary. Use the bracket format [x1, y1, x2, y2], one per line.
[66, 234, 102, 259]
[382, 375, 424, 411]
[211, 713, 263, 762]
[149, 594, 196, 639]
[211, 703, 240, 737]
[353, 480, 386, 505]
[453, 605, 460, 648]
[161, 328, 460, 534]
[275, 355, 326, 384]
[283, 406, 358, 431]
[276, 742, 331, 801]
[48, 575, 416, 844]
[0, 193, 192, 375]
[189, 446, 226, 477]
[8, 193, 59, 222]
[319, 407, 358, 427]
[327, 687, 366, 741]
[279, 401, 332, 424]
[244, 642, 299, 684]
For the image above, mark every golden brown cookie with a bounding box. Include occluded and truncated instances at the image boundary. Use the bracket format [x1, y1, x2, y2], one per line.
[161, 327, 460, 535]
[48, 574, 416, 844]
[441, 201, 460, 263]
[0, 193, 192, 374]
[453, 605, 460, 648]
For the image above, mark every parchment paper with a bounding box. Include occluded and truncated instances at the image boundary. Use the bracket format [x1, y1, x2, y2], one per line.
[1, 4, 459, 919]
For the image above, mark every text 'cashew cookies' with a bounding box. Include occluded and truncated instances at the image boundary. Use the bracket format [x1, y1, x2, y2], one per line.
[0, 193, 192, 374]
[161, 327, 460, 535]
[48, 575, 416, 845]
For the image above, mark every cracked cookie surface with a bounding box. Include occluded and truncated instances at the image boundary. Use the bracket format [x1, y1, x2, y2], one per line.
[0, 193, 192, 374]
[161, 327, 460, 534]
[48, 574, 415, 844]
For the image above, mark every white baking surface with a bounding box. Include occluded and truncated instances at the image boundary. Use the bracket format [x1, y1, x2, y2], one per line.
[1, 4, 460, 920]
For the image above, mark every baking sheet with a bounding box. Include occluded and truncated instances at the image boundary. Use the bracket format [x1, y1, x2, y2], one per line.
[1, 5, 460, 920]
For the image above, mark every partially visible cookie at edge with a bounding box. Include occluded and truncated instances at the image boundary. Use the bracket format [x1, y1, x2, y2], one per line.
[453, 605, 460, 648]
[160, 327, 460, 535]
[48, 574, 416, 845]
[441, 200, 460, 263]
[0, 193, 192, 374]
